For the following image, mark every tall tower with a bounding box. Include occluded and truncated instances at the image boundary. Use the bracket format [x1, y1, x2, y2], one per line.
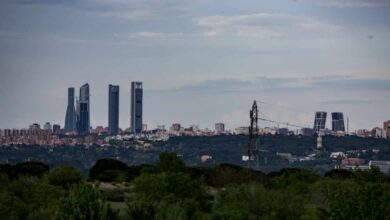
[316, 133, 323, 149]
[108, 85, 120, 134]
[64, 87, 76, 132]
[131, 82, 143, 134]
[331, 112, 345, 132]
[78, 83, 90, 135]
[248, 100, 259, 170]
[313, 112, 327, 133]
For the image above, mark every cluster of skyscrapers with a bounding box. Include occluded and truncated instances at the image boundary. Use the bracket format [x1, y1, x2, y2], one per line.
[313, 111, 345, 133]
[64, 82, 143, 135]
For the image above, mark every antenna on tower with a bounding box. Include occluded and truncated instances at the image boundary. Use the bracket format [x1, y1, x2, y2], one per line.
[248, 100, 260, 170]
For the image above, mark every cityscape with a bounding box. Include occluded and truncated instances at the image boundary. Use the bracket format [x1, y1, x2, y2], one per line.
[1, 0, 390, 219]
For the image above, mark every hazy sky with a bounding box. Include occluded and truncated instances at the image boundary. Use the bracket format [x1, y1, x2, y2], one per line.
[0, 0, 389, 131]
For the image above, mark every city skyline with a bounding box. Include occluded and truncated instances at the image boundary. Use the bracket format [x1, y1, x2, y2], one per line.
[0, 0, 389, 130]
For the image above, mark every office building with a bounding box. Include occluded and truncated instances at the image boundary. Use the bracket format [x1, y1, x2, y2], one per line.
[369, 160, 390, 174]
[384, 120, 390, 138]
[171, 123, 181, 132]
[108, 85, 120, 134]
[43, 122, 52, 131]
[53, 124, 61, 134]
[78, 102, 89, 135]
[332, 112, 345, 132]
[215, 123, 225, 133]
[131, 82, 143, 133]
[64, 87, 77, 132]
[313, 111, 327, 133]
[78, 83, 90, 134]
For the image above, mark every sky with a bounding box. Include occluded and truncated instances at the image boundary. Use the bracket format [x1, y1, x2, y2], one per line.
[0, 0, 389, 131]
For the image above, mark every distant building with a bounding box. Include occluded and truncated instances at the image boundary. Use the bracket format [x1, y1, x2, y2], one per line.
[369, 160, 390, 174]
[108, 85, 120, 134]
[78, 102, 89, 135]
[131, 82, 143, 133]
[371, 127, 385, 138]
[342, 158, 365, 166]
[234, 127, 249, 135]
[215, 123, 225, 134]
[171, 123, 181, 132]
[29, 123, 40, 131]
[64, 87, 77, 132]
[52, 124, 61, 134]
[316, 133, 322, 149]
[142, 124, 148, 132]
[78, 83, 90, 135]
[313, 112, 327, 133]
[277, 128, 289, 135]
[384, 120, 390, 138]
[43, 122, 52, 131]
[156, 125, 166, 131]
[301, 128, 314, 136]
[332, 112, 345, 132]
[356, 129, 371, 138]
[330, 152, 346, 159]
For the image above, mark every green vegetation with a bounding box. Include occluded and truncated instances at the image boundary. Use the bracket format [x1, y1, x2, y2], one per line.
[1, 153, 390, 220]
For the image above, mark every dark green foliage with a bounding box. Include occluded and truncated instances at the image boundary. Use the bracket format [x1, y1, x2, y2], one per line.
[324, 169, 353, 179]
[2, 153, 390, 220]
[126, 172, 210, 220]
[47, 165, 83, 189]
[13, 161, 50, 178]
[89, 159, 128, 181]
[322, 179, 390, 220]
[0, 161, 50, 179]
[206, 163, 269, 187]
[56, 184, 119, 220]
[212, 184, 318, 220]
[155, 151, 186, 173]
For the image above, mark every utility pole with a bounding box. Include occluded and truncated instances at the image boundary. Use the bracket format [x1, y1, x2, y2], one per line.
[248, 100, 260, 170]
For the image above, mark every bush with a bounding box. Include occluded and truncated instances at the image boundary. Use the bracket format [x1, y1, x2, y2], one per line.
[47, 165, 83, 189]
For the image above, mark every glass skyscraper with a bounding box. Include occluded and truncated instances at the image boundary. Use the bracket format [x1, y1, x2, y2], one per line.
[313, 111, 327, 133]
[332, 112, 345, 132]
[78, 83, 90, 135]
[64, 87, 76, 132]
[131, 82, 143, 134]
[108, 85, 120, 134]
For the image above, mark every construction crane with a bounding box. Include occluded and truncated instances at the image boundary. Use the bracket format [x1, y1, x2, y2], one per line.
[247, 100, 260, 170]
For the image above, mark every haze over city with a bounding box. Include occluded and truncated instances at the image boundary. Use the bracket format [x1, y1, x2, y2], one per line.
[0, 0, 389, 130]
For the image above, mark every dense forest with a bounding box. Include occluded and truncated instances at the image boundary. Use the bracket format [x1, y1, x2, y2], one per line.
[1, 152, 390, 220]
[2, 135, 390, 176]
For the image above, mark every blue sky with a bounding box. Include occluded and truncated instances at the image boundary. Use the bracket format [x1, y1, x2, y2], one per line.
[0, 0, 389, 131]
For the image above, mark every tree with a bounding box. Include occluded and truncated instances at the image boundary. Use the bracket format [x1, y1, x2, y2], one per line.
[89, 159, 128, 181]
[126, 172, 209, 220]
[56, 184, 119, 220]
[47, 165, 83, 189]
[155, 152, 185, 173]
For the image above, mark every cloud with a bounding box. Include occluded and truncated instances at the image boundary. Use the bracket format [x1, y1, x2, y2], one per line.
[160, 76, 390, 94]
[320, 0, 390, 7]
[321, 100, 376, 105]
[311, 79, 390, 91]
[116, 31, 183, 39]
[195, 13, 339, 38]
[0, 0, 188, 20]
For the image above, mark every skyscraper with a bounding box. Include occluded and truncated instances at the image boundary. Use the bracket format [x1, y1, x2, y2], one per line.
[109, 85, 120, 134]
[332, 112, 345, 132]
[131, 82, 143, 134]
[215, 123, 225, 134]
[78, 83, 90, 135]
[64, 87, 76, 132]
[313, 111, 327, 133]
[78, 102, 89, 135]
[384, 120, 390, 138]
